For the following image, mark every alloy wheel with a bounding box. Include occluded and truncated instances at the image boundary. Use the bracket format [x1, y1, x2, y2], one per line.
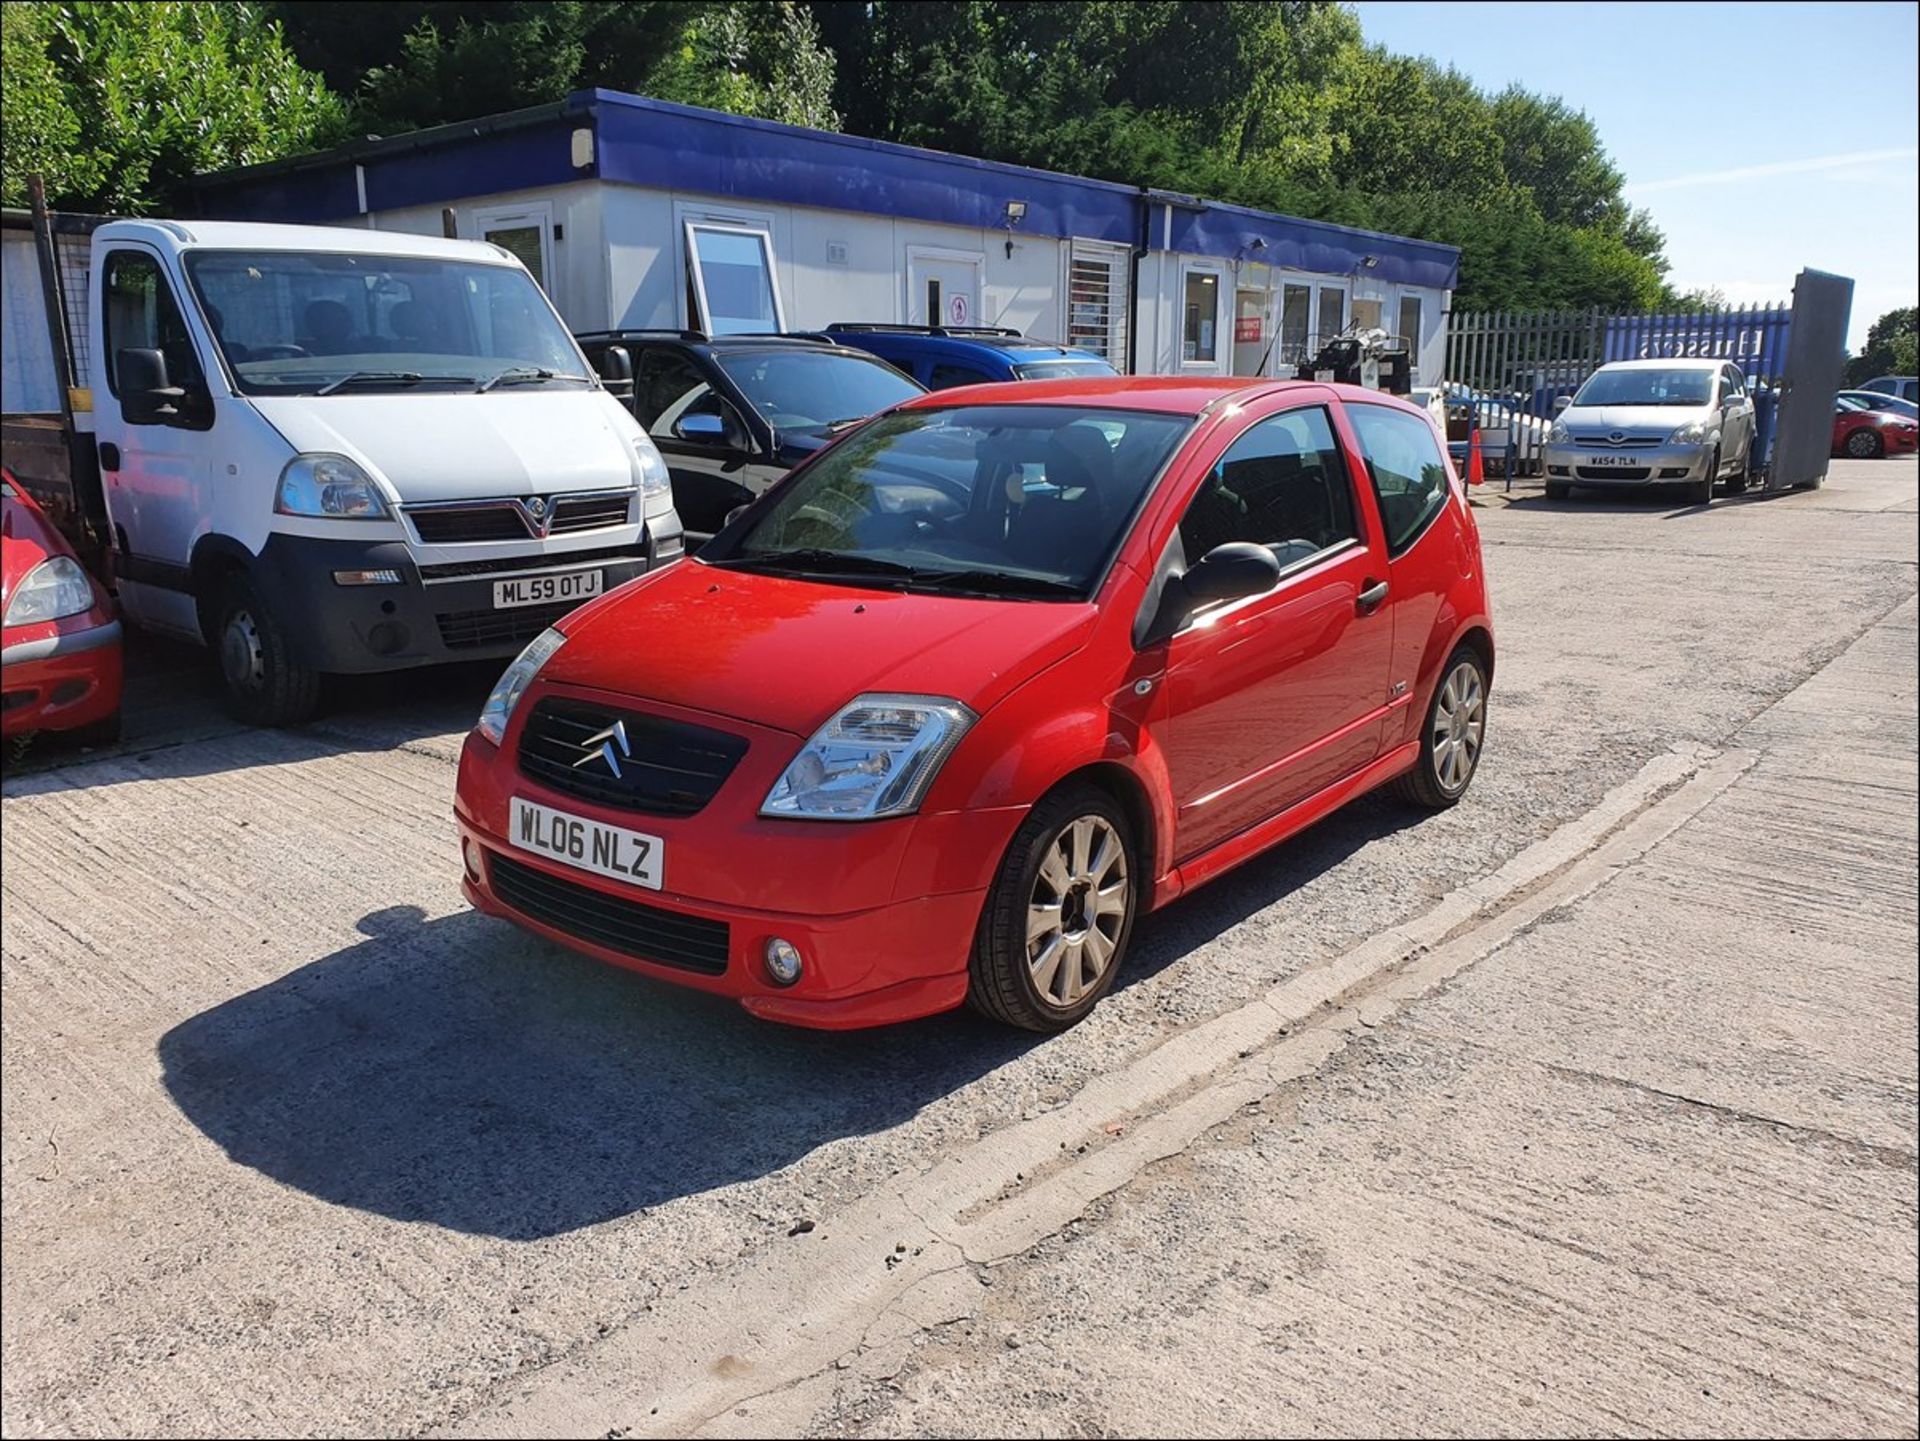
[1026, 815, 1130, 1008]
[1431, 660, 1486, 795]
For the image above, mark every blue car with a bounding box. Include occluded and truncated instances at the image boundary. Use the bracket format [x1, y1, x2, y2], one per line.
[809, 324, 1118, 389]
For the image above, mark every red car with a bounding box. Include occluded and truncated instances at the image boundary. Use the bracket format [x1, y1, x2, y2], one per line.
[1833, 396, 1919, 458]
[454, 378, 1493, 1031]
[2, 468, 122, 744]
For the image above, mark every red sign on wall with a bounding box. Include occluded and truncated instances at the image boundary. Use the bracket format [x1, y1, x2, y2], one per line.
[1234, 315, 1262, 343]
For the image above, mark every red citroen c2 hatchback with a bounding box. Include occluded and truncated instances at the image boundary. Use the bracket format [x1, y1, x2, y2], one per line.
[454, 378, 1492, 1031]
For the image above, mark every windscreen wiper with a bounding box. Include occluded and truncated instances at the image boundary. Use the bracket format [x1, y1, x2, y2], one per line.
[477, 366, 585, 393]
[821, 415, 869, 434]
[315, 370, 425, 395]
[905, 568, 1084, 598]
[707, 548, 918, 580]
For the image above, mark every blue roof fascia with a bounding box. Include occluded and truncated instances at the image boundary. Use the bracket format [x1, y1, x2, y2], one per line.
[579, 90, 1139, 247]
[1167, 199, 1461, 292]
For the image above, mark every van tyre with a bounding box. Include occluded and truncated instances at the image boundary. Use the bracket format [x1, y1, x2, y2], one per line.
[1392, 648, 1487, 810]
[215, 574, 320, 726]
[969, 782, 1138, 1032]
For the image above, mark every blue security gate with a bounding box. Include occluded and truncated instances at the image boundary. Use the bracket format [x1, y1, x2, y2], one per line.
[1445, 296, 1806, 485]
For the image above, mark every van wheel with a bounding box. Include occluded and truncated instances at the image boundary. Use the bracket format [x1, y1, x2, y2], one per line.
[215, 574, 320, 726]
[1392, 648, 1488, 810]
[968, 783, 1138, 1033]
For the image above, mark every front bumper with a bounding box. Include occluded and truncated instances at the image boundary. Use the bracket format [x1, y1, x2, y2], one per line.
[453, 716, 1024, 1028]
[253, 523, 682, 674]
[1542, 440, 1713, 486]
[1, 617, 123, 736]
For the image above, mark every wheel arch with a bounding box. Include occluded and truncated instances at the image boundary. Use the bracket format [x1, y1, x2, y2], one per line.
[1041, 759, 1164, 913]
[187, 533, 257, 643]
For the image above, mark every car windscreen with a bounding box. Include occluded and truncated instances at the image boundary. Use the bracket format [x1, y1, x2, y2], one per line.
[705, 404, 1193, 599]
[1012, 358, 1120, 381]
[1572, 367, 1714, 407]
[183, 250, 587, 394]
[711, 350, 923, 434]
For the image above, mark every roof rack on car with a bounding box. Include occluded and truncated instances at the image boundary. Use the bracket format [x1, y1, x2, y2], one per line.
[825, 322, 1026, 338]
[577, 327, 711, 343]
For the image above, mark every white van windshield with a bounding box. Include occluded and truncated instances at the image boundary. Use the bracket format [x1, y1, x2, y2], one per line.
[184, 250, 587, 395]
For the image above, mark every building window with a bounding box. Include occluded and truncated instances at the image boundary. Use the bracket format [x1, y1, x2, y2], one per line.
[685, 223, 784, 336]
[474, 204, 553, 293]
[1280, 284, 1311, 365]
[1068, 242, 1128, 368]
[1183, 269, 1218, 364]
[1352, 297, 1383, 332]
[1398, 295, 1422, 351]
[1317, 284, 1345, 340]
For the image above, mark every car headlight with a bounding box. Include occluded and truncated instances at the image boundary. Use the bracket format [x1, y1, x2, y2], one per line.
[1547, 421, 1571, 444]
[634, 439, 672, 500]
[1668, 421, 1712, 445]
[276, 453, 390, 519]
[762, 693, 976, 820]
[4, 556, 95, 626]
[476, 627, 565, 745]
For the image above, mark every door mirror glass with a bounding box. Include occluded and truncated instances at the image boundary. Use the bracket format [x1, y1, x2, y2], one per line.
[1551, 395, 1573, 417]
[1182, 541, 1281, 606]
[673, 401, 753, 451]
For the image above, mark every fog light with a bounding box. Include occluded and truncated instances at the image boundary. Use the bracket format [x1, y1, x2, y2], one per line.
[333, 568, 403, 586]
[763, 937, 803, 986]
[462, 837, 485, 882]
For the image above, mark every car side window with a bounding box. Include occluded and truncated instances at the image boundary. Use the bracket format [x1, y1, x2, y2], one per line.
[103, 249, 206, 401]
[1726, 365, 1748, 399]
[635, 349, 715, 436]
[1178, 406, 1358, 571]
[928, 363, 995, 389]
[1346, 402, 1451, 557]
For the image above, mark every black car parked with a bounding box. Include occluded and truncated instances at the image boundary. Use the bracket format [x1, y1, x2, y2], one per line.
[574, 330, 924, 538]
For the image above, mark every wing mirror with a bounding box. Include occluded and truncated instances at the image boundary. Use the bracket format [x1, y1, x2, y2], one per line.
[118, 348, 191, 424]
[1138, 541, 1282, 647]
[673, 402, 753, 451]
[594, 344, 633, 399]
[1551, 394, 1573, 418]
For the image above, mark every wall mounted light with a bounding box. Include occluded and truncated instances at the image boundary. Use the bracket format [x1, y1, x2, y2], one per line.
[1004, 200, 1027, 259]
[1362, 254, 1380, 269]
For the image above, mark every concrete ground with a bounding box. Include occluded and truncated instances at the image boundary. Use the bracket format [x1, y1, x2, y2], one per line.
[2, 458, 1915, 1438]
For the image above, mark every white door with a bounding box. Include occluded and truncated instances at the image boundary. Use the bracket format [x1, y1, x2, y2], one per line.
[907, 249, 984, 329]
[473, 204, 554, 294]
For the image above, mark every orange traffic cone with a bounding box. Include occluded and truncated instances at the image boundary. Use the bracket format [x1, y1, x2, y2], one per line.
[1466, 427, 1485, 486]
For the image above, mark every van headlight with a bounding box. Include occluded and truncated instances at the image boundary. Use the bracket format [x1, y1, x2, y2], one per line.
[635, 440, 672, 500]
[476, 627, 565, 745]
[276, 454, 390, 519]
[1668, 421, 1713, 445]
[4, 556, 95, 625]
[762, 694, 976, 820]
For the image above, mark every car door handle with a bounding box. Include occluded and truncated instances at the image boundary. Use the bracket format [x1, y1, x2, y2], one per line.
[1358, 579, 1389, 610]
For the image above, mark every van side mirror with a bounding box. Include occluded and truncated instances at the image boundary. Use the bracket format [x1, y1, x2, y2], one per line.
[1551, 395, 1573, 417]
[118, 348, 188, 424]
[595, 344, 632, 385]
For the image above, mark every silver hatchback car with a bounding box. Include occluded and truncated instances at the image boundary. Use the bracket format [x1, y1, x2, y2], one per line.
[1543, 358, 1758, 506]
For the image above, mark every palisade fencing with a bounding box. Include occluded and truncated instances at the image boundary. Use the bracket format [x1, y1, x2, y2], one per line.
[1444, 301, 1793, 480]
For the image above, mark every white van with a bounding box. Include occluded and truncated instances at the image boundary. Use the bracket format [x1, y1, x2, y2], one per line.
[57, 219, 679, 723]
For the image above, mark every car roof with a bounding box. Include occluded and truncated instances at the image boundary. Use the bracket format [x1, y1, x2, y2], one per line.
[574, 330, 878, 357]
[891, 375, 1423, 416]
[1594, 357, 1728, 372]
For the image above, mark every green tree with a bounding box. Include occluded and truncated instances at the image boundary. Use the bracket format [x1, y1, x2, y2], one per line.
[1, 1, 344, 214]
[273, 1, 836, 137]
[1846, 306, 1918, 384]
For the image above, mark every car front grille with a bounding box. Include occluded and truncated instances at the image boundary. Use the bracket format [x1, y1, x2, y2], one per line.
[418, 545, 640, 581]
[436, 602, 575, 650]
[1572, 434, 1663, 449]
[517, 697, 748, 817]
[489, 852, 730, 975]
[408, 492, 635, 544]
[1576, 465, 1652, 481]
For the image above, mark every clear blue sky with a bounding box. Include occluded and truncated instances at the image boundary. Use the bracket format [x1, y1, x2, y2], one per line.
[1351, 0, 1919, 350]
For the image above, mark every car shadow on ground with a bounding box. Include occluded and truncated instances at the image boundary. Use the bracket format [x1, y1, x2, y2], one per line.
[155, 797, 1422, 1241]
[1504, 482, 1807, 519]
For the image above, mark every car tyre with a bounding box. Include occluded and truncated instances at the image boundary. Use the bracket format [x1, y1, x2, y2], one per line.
[1391, 647, 1488, 810]
[215, 573, 320, 726]
[1685, 449, 1717, 506]
[1844, 428, 1884, 459]
[1725, 445, 1753, 494]
[968, 782, 1138, 1033]
[1544, 480, 1572, 501]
